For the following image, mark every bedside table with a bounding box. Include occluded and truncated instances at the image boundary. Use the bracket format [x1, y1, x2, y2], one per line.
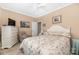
[19, 32, 31, 42]
[71, 38, 79, 55]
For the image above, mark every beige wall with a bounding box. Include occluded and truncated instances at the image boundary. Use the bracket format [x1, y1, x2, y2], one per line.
[0, 8, 34, 35]
[0, 3, 79, 38]
[0, 8, 2, 26]
[38, 4, 79, 38]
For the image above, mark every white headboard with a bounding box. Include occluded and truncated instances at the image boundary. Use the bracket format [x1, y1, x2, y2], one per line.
[47, 24, 71, 33]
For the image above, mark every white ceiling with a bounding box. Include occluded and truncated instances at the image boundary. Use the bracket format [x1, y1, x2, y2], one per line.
[0, 3, 72, 17]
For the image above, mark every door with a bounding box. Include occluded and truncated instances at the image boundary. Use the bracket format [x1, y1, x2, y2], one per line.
[32, 22, 38, 36]
[38, 22, 41, 35]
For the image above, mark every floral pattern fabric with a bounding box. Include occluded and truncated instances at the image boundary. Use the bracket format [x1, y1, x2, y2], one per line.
[20, 34, 70, 55]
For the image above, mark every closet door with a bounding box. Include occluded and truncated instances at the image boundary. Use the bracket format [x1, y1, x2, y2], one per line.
[38, 22, 41, 35]
[32, 22, 38, 36]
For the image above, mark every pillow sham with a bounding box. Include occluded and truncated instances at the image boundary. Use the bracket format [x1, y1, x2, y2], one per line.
[45, 32, 71, 38]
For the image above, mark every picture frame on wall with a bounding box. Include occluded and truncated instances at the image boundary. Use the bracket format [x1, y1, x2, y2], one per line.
[20, 21, 30, 28]
[52, 15, 61, 24]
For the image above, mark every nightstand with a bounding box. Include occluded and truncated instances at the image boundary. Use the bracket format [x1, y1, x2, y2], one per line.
[71, 38, 79, 55]
[19, 32, 31, 42]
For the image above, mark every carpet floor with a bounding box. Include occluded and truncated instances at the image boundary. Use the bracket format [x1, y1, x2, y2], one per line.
[0, 43, 24, 55]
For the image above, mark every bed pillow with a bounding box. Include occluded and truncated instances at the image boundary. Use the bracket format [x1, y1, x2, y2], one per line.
[45, 32, 71, 38]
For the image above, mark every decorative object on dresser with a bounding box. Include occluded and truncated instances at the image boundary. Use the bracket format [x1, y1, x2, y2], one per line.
[1, 26, 18, 49]
[8, 18, 16, 26]
[71, 38, 79, 55]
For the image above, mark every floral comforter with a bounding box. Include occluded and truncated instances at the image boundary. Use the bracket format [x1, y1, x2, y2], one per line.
[20, 35, 70, 55]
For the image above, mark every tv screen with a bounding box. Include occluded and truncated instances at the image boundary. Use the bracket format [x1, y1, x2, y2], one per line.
[8, 18, 16, 26]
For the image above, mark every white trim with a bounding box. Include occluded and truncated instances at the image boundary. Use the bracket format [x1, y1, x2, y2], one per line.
[0, 3, 72, 17]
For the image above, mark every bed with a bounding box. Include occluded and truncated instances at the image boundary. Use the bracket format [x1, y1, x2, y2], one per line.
[19, 25, 71, 55]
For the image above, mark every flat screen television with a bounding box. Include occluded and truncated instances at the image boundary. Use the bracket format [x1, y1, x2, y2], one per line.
[8, 18, 16, 26]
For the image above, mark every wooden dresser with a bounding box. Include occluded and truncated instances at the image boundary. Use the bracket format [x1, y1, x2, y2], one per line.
[1, 26, 18, 49]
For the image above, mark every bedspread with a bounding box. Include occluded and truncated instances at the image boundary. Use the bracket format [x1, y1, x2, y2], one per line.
[20, 35, 70, 55]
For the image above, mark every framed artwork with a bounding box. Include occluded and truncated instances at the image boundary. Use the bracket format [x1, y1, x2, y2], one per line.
[43, 23, 46, 27]
[20, 21, 30, 28]
[52, 15, 61, 24]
